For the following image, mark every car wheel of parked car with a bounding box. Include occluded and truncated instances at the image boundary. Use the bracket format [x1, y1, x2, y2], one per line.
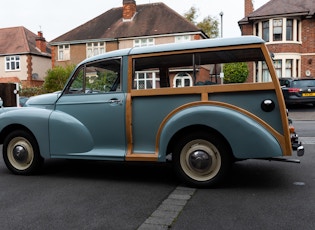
[3, 130, 43, 175]
[173, 132, 232, 188]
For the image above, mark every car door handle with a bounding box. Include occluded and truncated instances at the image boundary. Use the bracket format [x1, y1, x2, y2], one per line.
[106, 98, 123, 105]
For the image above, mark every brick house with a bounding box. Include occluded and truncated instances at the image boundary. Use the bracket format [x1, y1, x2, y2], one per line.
[239, 0, 315, 82]
[50, 0, 207, 69]
[0, 27, 51, 87]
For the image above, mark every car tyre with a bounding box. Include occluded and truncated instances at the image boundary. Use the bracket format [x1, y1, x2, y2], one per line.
[3, 130, 43, 175]
[173, 132, 232, 188]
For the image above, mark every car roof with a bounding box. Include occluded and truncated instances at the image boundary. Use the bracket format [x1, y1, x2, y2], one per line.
[128, 36, 264, 55]
[79, 36, 265, 65]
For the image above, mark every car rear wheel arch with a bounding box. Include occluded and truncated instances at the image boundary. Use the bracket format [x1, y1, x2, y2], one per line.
[167, 125, 233, 158]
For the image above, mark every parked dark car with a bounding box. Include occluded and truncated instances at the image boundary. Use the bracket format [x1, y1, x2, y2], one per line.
[279, 78, 315, 106]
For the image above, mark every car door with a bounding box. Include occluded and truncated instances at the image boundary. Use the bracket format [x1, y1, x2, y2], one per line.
[49, 58, 126, 159]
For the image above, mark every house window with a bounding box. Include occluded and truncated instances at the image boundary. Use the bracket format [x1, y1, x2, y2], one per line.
[262, 21, 269, 42]
[285, 59, 293, 77]
[134, 71, 160, 89]
[258, 57, 299, 81]
[134, 38, 154, 47]
[273, 19, 283, 41]
[173, 72, 193, 87]
[296, 20, 300, 41]
[255, 24, 259, 38]
[256, 18, 300, 43]
[274, 60, 282, 78]
[86, 42, 105, 58]
[286, 19, 293, 41]
[296, 59, 300, 77]
[175, 35, 191, 43]
[5, 56, 20, 71]
[262, 62, 271, 82]
[58, 44, 70, 61]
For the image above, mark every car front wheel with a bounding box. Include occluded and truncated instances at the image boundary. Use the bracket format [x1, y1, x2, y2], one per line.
[3, 130, 43, 175]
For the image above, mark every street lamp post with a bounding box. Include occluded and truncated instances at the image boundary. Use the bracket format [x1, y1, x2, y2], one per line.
[220, 11, 223, 38]
[219, 11, 224, 84]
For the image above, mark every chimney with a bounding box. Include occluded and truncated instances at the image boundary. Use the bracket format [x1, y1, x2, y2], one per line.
[123, 0, 136, 21]
[36, 31, 46, 52]
[245, 0, 254, 17]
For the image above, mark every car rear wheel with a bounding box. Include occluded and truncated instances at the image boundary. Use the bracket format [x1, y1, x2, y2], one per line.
[173, 132, 232, 188]
[3, 130, 43, 175]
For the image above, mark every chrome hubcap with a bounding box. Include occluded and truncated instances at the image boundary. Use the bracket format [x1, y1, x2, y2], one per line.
[189, 150, 212, 172]
[180, 139, 222, 182]
[13, 145, 28, 163]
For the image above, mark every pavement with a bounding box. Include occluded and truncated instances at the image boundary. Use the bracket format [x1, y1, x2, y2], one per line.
[289, 110, 315, 120]
[287, 105, 315, 120]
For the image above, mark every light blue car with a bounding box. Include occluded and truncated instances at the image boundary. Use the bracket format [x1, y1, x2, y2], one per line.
[0, 36, 303, 187]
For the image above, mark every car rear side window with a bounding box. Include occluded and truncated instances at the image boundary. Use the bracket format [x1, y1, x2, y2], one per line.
[293, 80, 315, 88]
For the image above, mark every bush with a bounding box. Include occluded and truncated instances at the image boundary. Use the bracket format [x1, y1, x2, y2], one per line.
[19, 65, 76, 97]
[223, 62, 249, 84]
[19, 87, 44, 97]
[43, 64, 75, 93]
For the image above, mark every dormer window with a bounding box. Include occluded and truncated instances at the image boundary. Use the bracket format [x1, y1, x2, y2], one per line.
[255, 18, 300, 43]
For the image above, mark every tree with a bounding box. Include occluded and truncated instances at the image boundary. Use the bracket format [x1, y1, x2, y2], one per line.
[43, 65, 76, 93]
[184, 7, 219, 38]
[223, 62, 249, 84]
[184, 6, 198, 24]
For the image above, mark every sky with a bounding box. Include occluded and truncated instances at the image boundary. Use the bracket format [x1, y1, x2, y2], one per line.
[0, 0, 269, 41]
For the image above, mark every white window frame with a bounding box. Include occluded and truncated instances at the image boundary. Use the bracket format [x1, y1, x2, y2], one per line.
[273, 54, 301, 78]
[254, 18, 301, 43]
[262, 21, 270, 42]
[273, 59, 282, 78]
[286, 19, 293, 41]
[173, 72, 193, 88]
[5, 56, 20, 71]
[134, 71, 160, 89]
[175, 35, 191, 43]
[86, 42, 106, 58]
[273, 19, 283, 41]
[256, 54, 301, 82]
[58, 44, 70, 61]
[134, 38, 155, 47]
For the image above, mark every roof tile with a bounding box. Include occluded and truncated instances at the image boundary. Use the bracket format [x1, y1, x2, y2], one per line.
[239, 0, 315, 23]
[51, 3, 202, 43]
[0, 26, 51, 56]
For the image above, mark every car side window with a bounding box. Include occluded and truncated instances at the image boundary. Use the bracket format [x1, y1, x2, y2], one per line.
[65, 58, 121, 94]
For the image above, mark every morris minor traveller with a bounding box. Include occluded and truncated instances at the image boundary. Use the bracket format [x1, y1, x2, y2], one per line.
[0, 36, 304, 187]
